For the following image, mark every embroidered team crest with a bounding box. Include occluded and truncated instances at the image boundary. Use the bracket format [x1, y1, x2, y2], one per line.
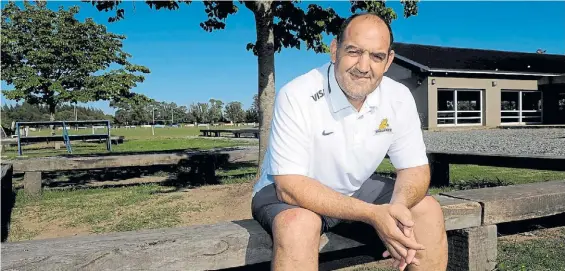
[375, 118, 392, 134]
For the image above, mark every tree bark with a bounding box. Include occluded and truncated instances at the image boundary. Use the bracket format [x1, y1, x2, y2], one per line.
[252, 1, 275, 176]
[49, 104, 56, 136]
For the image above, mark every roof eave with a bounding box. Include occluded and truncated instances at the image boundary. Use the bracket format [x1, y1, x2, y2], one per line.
[428, 68, 564, 77]
[394, 54, 564, 77]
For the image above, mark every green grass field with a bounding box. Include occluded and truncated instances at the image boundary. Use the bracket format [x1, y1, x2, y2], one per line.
[2, 126, 255, 158]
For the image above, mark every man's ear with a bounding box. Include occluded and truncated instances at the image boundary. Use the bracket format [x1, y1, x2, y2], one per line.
[384, 49, 395, 72]
[330, 39, 338, 63]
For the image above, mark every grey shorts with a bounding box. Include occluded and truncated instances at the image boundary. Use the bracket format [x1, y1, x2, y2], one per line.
[251, 174, 395, 236]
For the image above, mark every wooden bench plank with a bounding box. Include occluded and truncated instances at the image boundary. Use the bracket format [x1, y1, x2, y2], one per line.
[428, 151, 565, 171]
[434, 195, 482, 231]
[441, 180, 565, 225]
[427, 151, 565, 186]
[0, 220, 363, 271]
[10, 146, 258, 173]
[0, 196, 481, 271]
[200, 129, 259, 138]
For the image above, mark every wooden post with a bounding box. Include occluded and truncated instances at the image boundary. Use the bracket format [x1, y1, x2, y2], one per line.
[24, 171, 42, 196]
[1, 164, 14, 242]
[447, 225, 498, 271]
[430, 154, 450, 187]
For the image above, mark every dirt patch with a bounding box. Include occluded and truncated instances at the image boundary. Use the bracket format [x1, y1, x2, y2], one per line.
[82, 176, 168, 188]
[8, 180, 257, 242]
[178, 182, 254, 225]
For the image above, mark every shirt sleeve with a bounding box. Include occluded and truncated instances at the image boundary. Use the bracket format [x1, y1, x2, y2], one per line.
[387, 91, 428, 170]
[265, 89, 310, 176]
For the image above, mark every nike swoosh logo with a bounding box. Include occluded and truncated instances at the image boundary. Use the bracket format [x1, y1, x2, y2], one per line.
[322, 130, 333, 136]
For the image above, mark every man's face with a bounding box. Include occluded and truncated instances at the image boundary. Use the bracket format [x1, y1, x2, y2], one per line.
[330, 17, 395, 101]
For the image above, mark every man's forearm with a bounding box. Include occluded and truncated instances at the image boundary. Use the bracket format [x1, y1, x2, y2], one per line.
[390, 164, 430, 209]
[274, 175, 377, 225]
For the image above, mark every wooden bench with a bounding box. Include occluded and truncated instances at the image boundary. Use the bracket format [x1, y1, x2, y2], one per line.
[9, 146, 258, 196]
[200, 128, 259, 138]
[427, 151, 565, 187]
[2, 180, 564, 271]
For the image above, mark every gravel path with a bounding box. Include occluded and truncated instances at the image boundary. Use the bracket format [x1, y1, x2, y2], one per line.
[423, 128, 565, 156]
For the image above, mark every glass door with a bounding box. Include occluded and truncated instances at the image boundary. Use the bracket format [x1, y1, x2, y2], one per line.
[501, 90, 542, 124]
[437, 90, 455, 125]
[437, 89, 483, 126]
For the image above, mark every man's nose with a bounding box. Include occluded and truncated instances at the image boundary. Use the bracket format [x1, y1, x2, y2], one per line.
[357, 52, 370, 73]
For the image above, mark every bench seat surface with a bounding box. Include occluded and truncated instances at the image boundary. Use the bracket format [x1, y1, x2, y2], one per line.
[1, 195, 481, 271]
[442, 180, 565, 224]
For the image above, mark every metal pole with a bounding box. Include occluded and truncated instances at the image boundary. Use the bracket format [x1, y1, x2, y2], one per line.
[74, 103, 77, 131]
[152, 107, 155, 136]
[107, 120, 112, 152]
[16, 122, 21, 156]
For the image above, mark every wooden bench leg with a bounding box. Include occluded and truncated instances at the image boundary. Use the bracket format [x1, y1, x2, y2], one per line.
[447, 225, 497, 271]
[431, 160, 450, 187]
[24, 172, 42, 197]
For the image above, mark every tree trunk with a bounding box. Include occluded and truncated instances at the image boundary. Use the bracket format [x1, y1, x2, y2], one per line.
[49, 104, 56, 136]
[252, 1, 275, 176]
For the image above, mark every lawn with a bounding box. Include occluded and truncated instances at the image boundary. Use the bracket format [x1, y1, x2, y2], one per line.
[2, 126, 255, 159]
[7, 164, 258, 242]
[375, 159, 565, 194]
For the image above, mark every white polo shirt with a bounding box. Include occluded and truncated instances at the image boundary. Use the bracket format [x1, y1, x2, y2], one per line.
[253, 61, 428, 197]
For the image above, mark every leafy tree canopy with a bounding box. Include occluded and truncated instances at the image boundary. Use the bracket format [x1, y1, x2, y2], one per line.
[86, 0, 417, 55]
[1, 1, 150, 120]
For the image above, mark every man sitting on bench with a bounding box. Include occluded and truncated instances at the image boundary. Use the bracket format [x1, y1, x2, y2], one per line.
[251, 12, 448, 271]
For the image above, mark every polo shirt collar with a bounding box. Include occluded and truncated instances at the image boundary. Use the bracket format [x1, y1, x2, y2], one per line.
[326, 62, 380, 113]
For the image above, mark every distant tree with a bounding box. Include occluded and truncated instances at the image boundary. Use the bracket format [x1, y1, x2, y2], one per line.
[2, 102, 114, 127]
[188, 102, 210, 124]
[1, 2, 150, 125]
[87, 0, 418, 171]
[244, 94, 259, 123]
[208, 99, 224, 124]
[225, 101, 246, 124]
[175, 105, 189, 124]
[110, 93, 154, 125]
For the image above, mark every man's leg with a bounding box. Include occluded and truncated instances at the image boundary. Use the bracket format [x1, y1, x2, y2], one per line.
[407, 196, 448, 271]
[272, 208, 322, 270]
[251, 184, 324, 271]
[351, 175, 448, 270]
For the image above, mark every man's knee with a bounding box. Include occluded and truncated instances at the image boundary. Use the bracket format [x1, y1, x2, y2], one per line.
[411, 196, 445, 228]
[272, 208, 322, 249]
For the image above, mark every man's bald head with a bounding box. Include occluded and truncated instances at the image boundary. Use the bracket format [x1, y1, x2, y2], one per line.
[329, 12, 396, 106]
[337, 13, 394, 52]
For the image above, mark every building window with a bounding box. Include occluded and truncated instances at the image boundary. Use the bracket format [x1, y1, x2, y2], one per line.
[501, 90, 542, 124]
[437, 89, 483, 126]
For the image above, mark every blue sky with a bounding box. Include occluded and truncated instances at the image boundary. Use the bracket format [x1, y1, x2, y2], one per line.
[2, 1, 564, 115]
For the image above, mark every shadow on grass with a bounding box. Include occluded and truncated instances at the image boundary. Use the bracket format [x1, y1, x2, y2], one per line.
[20, 155, 257, 192]
[497, 212, 565, 237]
[448, 178, 512, 190]
[159, 159, 256, 193]
[8, 145, 253, 159]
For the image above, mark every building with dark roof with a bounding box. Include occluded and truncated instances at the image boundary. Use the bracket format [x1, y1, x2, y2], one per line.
[384, 43, 565, 129]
